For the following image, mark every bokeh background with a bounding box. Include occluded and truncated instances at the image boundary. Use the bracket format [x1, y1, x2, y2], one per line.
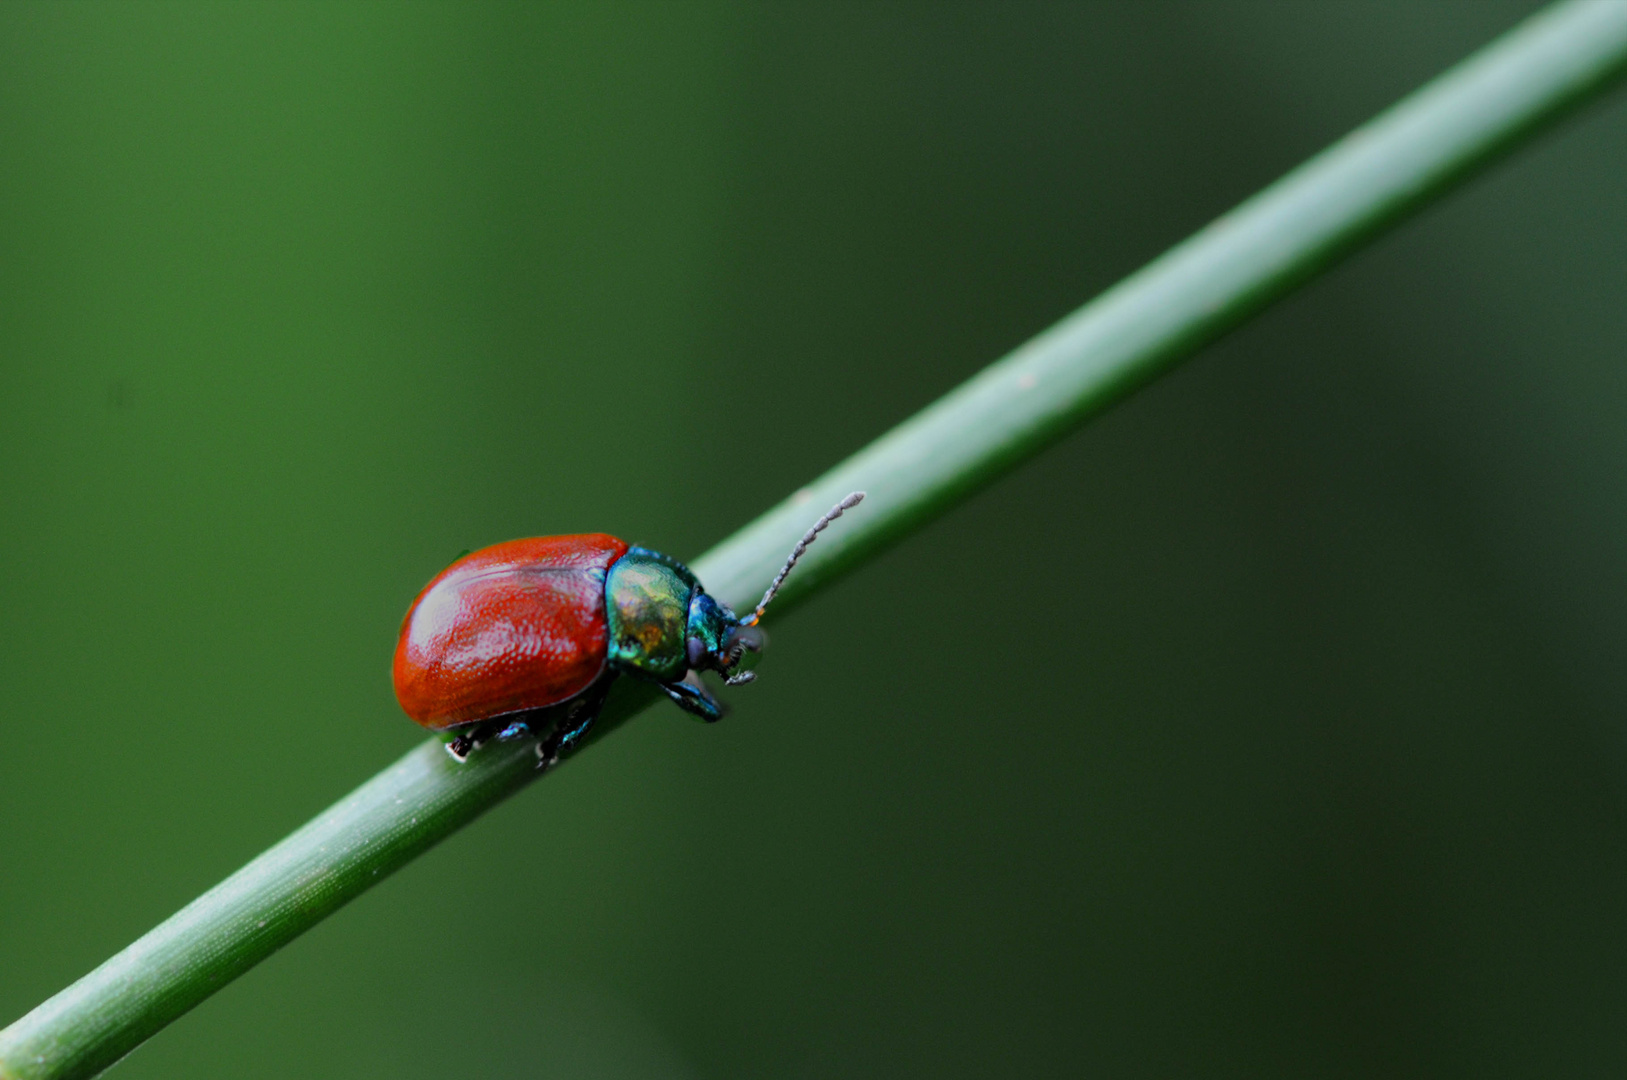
[4, 2, 1627, 1077]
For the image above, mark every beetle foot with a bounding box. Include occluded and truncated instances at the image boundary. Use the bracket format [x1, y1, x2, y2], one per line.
[446, 733, 478, 761]
[446, 717, 511, 762]
[534, 722, 573, 770]
[661, 673, 725, 722]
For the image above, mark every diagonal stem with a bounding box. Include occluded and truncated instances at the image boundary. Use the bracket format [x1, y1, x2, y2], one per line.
[5, 3, 1626, 1078]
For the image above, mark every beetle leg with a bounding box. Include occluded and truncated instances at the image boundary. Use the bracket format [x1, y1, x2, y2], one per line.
[446, 733, 477, 761]
[660, 673, 725, 723]
[445, 717, 508, 762]
[536, 677, 613, 769]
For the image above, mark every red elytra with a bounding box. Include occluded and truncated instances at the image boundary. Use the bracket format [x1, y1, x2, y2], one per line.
[392, 533, 629, 730]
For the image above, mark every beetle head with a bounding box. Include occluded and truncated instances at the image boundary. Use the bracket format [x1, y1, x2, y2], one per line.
[684, 591, 765, 686]
[678, 491, 864, 690]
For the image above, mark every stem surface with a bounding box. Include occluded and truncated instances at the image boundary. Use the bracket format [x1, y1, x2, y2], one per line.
[5, 3, 1626, 1077]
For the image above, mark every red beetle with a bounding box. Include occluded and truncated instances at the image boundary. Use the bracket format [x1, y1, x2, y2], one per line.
[393, 494, 863, 764]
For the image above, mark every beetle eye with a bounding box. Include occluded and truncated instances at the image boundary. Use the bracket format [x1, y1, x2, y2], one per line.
[685, 636, 707, 670]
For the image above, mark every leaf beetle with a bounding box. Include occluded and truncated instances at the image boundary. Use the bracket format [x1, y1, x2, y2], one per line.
[393, 493, 864, 764]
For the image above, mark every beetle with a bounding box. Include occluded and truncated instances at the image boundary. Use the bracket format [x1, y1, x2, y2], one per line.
[393, 493, 864, 764]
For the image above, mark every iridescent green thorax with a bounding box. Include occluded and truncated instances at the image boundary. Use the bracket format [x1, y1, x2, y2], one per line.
[604, 547, 744, 683]
[605, 550, 695, 680]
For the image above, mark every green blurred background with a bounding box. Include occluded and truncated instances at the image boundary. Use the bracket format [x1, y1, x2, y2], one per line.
[4, 2, 1626, 1076]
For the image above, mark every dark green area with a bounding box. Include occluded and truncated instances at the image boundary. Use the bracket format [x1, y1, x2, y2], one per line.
[3, 2, 1626, 1077]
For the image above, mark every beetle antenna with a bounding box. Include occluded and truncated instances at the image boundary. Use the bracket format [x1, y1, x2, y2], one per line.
[742, 491, 865, 626]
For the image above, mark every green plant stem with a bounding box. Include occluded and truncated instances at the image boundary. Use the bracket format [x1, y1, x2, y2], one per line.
[5, 3, 1626, 1078]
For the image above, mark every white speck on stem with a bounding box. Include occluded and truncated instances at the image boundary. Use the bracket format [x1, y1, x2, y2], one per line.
[1017, 372, 1037, 390]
